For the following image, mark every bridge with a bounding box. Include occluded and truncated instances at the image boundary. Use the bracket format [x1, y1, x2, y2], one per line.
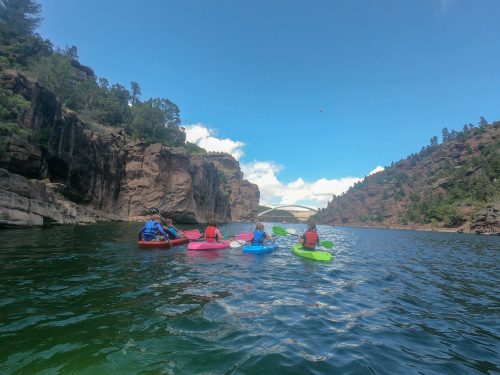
[257, 205, 317, 223]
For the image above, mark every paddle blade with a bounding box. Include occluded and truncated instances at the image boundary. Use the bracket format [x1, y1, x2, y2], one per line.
[320, 240, 333, 249]
[182, 229, 202, 240]
[229, 241, 243, 248]
[236, 233, 253, 241]
[286, 228, 297, 235]
[272, 226, 288, 236]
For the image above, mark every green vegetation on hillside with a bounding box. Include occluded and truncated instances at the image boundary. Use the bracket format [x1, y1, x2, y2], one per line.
[315, 122, 499, 230]
[0, 0, 186, 148]
[402, 133, 499, 226]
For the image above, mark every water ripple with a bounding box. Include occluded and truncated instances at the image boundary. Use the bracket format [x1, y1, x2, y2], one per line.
[0, 223, 498, 374]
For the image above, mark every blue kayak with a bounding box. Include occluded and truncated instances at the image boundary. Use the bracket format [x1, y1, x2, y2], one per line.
[242, 243, 278, 254]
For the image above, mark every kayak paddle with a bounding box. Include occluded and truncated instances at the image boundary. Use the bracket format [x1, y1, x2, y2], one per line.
[229, 240, 247, 248]
[181, 229, 203, 240]
[318, 240, 333, 249]
[148, 207, 173, 230]
[149, 207, 186, 234]
[235, 232, 253, 241]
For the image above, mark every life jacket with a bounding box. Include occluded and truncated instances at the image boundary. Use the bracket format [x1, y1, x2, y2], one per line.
[205, 226, 217, 242]
[304, 231, 318, 249]
[144, 220, 157, 236]
[143, 220, 158, 241]
[166, 226, 178, 239]
[251, 230, 265, 245]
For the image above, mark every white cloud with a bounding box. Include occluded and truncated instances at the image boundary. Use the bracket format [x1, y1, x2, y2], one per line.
[185, 123, 245, 160]
[242, 160, 368, 208]
[369, 166, 385, 175]
[184, 123, 384, 209]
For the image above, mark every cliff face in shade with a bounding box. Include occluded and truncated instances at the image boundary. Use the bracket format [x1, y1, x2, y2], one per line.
[0, 70, 259, 227]
[203, 153, 260, 222]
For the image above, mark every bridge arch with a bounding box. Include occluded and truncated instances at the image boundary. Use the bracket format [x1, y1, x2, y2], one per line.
[257, 205, 317, 217]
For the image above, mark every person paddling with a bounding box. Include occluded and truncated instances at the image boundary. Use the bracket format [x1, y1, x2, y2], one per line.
[205, 220, 223, 242]
[164, 218, 183, 239]
[299, 222, 320, 250]
[138, 215, 170, 242]
[251, 222, 273, 245]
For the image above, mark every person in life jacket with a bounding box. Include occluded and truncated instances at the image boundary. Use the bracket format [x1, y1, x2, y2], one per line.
[251, 222, 273, 245]
[300, 222, 320, 250]
[204, 219, 223, 242]
[164, 218, 182, 239]
[138, 215, 170, 242]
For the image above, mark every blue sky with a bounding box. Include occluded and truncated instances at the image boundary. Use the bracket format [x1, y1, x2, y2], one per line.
[37, 0, 500, 207]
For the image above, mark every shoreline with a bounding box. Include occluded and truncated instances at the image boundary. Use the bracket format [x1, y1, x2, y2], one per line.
[316, 222, 498, 236]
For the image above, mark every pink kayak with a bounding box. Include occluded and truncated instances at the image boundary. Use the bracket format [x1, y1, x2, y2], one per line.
[187, 241, 230, 251]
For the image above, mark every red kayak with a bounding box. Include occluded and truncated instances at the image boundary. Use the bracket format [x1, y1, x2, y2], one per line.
[138, 238, 189, 249]
[187, 241, 230, 251]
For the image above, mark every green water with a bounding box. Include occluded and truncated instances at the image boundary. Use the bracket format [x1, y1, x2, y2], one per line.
[1, 222, 499, 374]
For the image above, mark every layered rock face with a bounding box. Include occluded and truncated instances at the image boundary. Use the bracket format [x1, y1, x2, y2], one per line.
[0, 70, 259, 226]
[314, 124, 499, 235]
[203, 154, 259, 221]
[0, 167, 71, 226]
[116, 142, 233, 223]
[1, 70, 126, 210]
[0, 168, 121, 226]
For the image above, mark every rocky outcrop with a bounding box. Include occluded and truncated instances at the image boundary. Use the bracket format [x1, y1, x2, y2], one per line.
[0, 168, 119, 226]
[1, 69, 127, 210]
[203, 153, 259, 221]
[470, 203, 500, 235]
[314, 124, 499, 235]
[0, 70, 259, 227]
[114, 145, 259, 223]
[116, 142, 232, 223]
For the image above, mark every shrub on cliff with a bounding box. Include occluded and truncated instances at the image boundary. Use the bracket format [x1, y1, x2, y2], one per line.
[0, 0, 51, 68]
[2, 0, 186, 147]
[315, 123, 500, 231]
[129, 98, 186, 146]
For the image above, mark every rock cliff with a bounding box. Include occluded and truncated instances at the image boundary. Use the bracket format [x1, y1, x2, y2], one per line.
[0, 70, 259, 227]
[202, 153, 259, 222]
[314, 124, 499, 235]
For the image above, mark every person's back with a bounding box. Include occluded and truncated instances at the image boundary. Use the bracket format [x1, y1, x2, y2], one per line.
[138, 215, 169, 241]
[251, 223, 270, 245]
[165, 219, 179, 239]
[205, 220, 222, 242]
[166, 226, 178, 239]
[300, 223, 319, 250]
[139, 220, 158, 241]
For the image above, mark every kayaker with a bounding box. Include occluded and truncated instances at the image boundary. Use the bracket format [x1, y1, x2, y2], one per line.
[138, 215, 170, 242]
[299, 222, 320, 250]
[251, 222, 273, 245]
[205, 220, 223, 242]
[164, 218, 182, 239]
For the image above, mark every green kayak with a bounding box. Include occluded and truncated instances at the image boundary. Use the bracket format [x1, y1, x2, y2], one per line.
[292, 244, 332, 261]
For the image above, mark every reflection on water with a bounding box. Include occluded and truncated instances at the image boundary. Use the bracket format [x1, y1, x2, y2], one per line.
[0, 222, 499, 374]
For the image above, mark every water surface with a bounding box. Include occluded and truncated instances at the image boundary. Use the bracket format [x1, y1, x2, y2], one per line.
[0, 223, 499, 374]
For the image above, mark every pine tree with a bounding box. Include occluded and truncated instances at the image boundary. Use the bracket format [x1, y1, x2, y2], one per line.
[0, 0, 42, 38]
[130, 81, 141, 105]
[442, 127, 451, 143]
[478, 116, 488, 127]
